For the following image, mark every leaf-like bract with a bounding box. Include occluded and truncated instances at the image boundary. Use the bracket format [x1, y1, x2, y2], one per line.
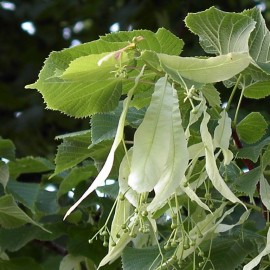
[260, 175, 270, 211]
[99, 198, 133, 267]
[147, 84, 189, 212]
[236, 112, 267, 144]
[200, 111, 245, 207]
[214, 110, 233, 165]
[158, 53, 250, 83]
[128, 77, 173, 192]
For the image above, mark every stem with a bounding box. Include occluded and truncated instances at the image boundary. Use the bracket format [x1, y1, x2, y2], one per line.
[226, 74, 242, 112]
[233, 87, 245, 126]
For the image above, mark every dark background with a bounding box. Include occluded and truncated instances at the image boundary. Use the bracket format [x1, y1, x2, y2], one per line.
[1, 0, 268, 159]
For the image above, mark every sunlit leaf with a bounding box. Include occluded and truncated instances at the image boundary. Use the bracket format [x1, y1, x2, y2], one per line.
[25, 38, 129, 118]
[101, 28, 184, 55]
[185, 6, 256, 55]
[243, 8, 270, 74]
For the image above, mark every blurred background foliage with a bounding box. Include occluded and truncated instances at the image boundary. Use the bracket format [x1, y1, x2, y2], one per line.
[1, 0, 269, 158]
[0, 1, 270, 269]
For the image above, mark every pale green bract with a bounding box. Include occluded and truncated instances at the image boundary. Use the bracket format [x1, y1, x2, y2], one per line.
[214, 110, 233, 165]
[200, 110, 246, 208]
[128, 76, 177, 193]
[158, 52, 251, 83]
[147, 82, 189, 212]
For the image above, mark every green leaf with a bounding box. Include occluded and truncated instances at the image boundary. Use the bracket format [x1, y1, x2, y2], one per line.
[128, 77, 176, 192]
[0, 257, 45, 270]
[0, 161, 9, 189]
[158, 52, 251, 83]
[0, 137, 15, 161]
[8, 157, 54, 179]
[36, 190, 59, 214]
[0, 194, 48, 231]
[243, 8, 270, 74]
[0, 226, 43, 252]
[101, 28, 184, 55]
[234, 167, 261, 198]
[208, 237, 255, 270]
[96, 182, 119, 200]
[236, 112, 267, 144]
[244, 81, 270, 99]
[122, 246, 160, 270]
[185, 6, 256, 55]
[58, 164, 97, 198]
[243, 227, 270, 270]
[201, 84, 221, 108]
[237, 137, 270, 163]
[54, 130, 91, 175]
[91, 104, 122, 145]
[154, 28, 184, 55]
[25, 37, 130, 118]
[7, 181, 39, 211]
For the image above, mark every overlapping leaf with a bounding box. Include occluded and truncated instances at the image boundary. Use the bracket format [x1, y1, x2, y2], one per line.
[0, 194, 48, 231]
